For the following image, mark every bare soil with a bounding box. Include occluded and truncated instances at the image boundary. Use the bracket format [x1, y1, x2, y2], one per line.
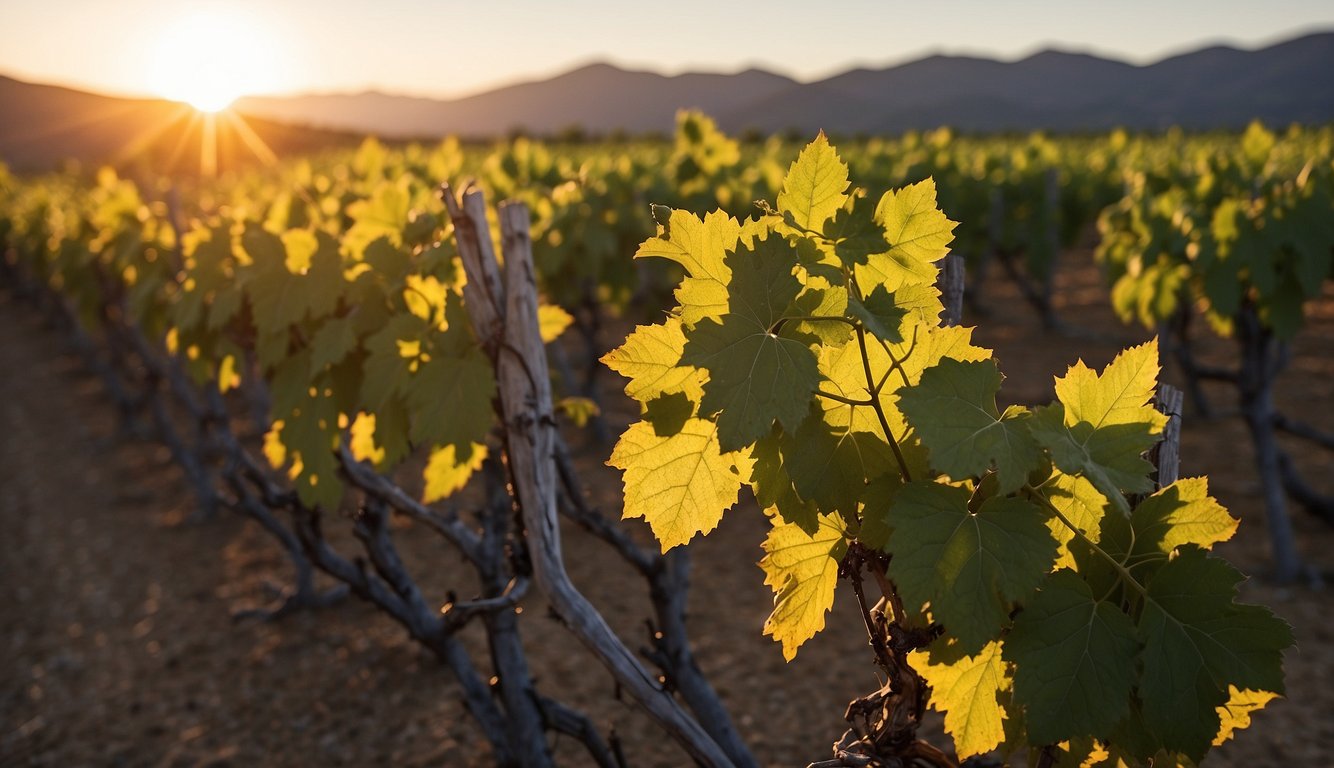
[2, 248, 1331, 767]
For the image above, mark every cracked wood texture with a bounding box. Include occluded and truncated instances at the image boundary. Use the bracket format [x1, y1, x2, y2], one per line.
[442, 185, 734, 767]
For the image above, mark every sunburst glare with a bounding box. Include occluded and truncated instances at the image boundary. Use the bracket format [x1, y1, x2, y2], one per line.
[150, 7, 283, 113]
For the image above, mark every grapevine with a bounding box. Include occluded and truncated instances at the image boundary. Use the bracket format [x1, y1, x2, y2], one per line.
[607, 135, 1292, 765]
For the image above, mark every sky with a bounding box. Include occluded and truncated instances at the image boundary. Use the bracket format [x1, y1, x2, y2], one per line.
[2, 0, 1332, 103]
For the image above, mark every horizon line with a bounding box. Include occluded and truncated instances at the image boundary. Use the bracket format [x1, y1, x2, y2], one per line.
[5, 24, 1330, 107]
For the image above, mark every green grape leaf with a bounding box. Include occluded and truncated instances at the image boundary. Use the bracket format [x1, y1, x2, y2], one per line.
[1029, 340, 1168, 508]
[609, 418, 750, 550]
[846, 285, 908, 343]
[760, 513, 849, 661]
[782, 405, 897, 517]
[242, 227, 344, 333]
[682, 237, 820, 451]
[886, 483, 1055, 652]
[777, 132, 850, 233]
[276, 386, 343, 510]
[823, 190, 891, 269]
[360, 314, 426, 411]
[856, 476, 900, 551]
[309, 315, 358, 375]
[898, 358, 1042, 494]
[750, 432, 820, 534]
[1137, 547, 1292, 760]
[404, 349, 496, 451]
[1005, 570, 1139, 744]
[602, 317, 704, 405]
[911, 640, 1011, 760]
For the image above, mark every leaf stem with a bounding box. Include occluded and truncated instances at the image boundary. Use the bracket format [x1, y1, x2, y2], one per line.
[857, 326, 912, 483]
[769, 314, 858, 334]
[814, 389, 874, 407]
[1024, 484, 1147, 598]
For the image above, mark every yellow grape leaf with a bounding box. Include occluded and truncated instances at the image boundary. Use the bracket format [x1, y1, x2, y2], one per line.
[760, 514, 848, 661]
[282, 228, 318, 274]
[404, 274, 449, 329]
[218, 354, 241, 394]
[1055, 339, 1166, 432]
[776, 132, 849, 232]
[911, 640, 1011, 760]
[608, 418, 749, 550]
[1213, 687, 1278, 747]
[1132, 477, 1238, 555]
[556, 396, 600, 428]
[602, 317, 705, 406]
[1030, 340, 1169, 506]
[538, 304, 574, 343]
[635, 208, 740, 326]
[422, 442, 487, 503]
[349, 412, 386, 466]
[263, 420, 287, 468]
[1042, 471, 1109, 569]
[854, 178, 957, 293]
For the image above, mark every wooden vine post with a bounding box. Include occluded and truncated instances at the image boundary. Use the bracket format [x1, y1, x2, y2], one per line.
[441, 183, 735, 768]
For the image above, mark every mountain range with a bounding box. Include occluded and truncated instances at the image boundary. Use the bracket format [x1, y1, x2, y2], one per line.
[2, 31, 1332, 174]
[233, 31, 1334, 137]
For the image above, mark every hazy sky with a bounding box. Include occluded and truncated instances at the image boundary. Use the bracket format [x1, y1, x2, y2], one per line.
[3, 0, 1332, 102]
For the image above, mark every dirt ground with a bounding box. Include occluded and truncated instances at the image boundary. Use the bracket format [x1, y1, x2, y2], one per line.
[2, 247, 1332, 767]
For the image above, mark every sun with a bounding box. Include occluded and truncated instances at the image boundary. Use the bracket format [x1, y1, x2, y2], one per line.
[150, 8, 283, 113]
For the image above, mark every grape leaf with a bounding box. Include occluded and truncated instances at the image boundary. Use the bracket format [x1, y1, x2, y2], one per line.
[912, 640, 1011, 760]
[1212, 687, 1278, 747]
[277, 386, 343, 510]
[349, 412, 386, 466]
[609, 417, 750, 550]
[360, 314, 426, 411]
[750, 432, 820, 533]
[1040, 471, 1109, 569]
[404, 349, 496, 450]
[777, 132, 850, 233]
[242, 227, 344, 333]
[760, 513, 849, 661]
[856, 476, 901, 551]
[635, 208, 740, 326]
[1137, 548, 1292, 760]
[602, 318, 704, 405]
[782, 405, 897, 517]
[538, 304, 573, 343]
[309, 315, 358, 374]
[854, 178, 957, 294]
[886, 483, 1055, 652]
[1005, 570, 1139, 744]
[1029, 340, 1168, 508]
[1131, 477, 1237, 557]
[682, 236, 820, 451]
[423, 442, 487, 503]
[846, 285, 908, 343]
[898, 358, 1042, 494]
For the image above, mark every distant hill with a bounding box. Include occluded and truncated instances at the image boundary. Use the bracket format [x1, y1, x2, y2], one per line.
[237, 64, 799, 137]
[231, 31, 1334, 138]
[2, 31, 1332, 173]
[0, 75, 363, 174]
